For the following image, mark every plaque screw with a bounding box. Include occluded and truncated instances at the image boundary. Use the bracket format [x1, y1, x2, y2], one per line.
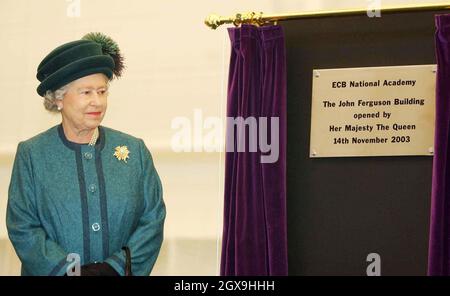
[432, 66, 437, 73]
[311, 150, 317, 156]
[314, 70, 320, 78]
[428, 147, 434, 154]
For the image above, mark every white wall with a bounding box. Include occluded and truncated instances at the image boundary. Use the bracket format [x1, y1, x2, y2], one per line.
[0, 0, 275, 240]
[0, 0, 276, 275]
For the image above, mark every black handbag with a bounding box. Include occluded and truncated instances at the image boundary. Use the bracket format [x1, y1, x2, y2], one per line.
[122, 246, 133, 276]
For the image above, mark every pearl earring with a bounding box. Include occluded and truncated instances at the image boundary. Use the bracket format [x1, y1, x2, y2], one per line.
[57, 106, 62, 111]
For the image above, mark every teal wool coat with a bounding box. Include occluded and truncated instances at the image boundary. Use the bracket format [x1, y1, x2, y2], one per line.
[6, 124, 166, 276]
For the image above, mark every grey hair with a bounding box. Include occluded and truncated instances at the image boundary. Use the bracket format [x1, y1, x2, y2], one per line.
[43, 76, 111, 112]
[43, 83, 71, 113]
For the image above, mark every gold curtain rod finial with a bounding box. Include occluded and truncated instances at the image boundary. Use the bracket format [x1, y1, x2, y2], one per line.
[205, 12, 267, 29]
[205, 13, 221, 30]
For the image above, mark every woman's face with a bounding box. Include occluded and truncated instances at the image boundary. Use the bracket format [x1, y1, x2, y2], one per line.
[57, 73, 109, 132]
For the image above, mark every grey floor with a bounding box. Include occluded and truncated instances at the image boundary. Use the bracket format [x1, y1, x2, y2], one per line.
[0, 238, 219, 276]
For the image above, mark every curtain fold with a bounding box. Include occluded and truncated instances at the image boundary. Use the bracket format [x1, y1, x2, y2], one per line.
[220, 24, 288, 276]
[428, 14, 450, 276]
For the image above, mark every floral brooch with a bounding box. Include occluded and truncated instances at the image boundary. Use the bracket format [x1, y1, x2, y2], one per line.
[114, 146, 130, 163]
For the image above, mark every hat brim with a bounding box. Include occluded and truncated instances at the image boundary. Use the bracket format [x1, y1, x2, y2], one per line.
[37, 55, 114, 96]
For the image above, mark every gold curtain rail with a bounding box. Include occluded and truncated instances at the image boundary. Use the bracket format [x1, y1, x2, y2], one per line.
[205, 3, 450, 29]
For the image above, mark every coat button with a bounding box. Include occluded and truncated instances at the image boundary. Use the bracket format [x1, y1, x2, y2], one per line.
[84, 152, 93, 160]
[92, 223, 101, 232]
[89, 184, 96, 193]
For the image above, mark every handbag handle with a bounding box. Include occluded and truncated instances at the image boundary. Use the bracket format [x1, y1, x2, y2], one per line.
[122, 246, 132, 276]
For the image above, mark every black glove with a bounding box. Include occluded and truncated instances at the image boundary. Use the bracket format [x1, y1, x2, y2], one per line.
[80, 262, 119, 276]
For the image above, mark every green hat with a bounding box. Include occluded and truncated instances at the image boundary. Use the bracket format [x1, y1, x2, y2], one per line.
[36, 32, 124, 97]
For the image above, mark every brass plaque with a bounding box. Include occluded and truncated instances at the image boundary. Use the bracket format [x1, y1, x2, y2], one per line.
[310, 65, 436, 157]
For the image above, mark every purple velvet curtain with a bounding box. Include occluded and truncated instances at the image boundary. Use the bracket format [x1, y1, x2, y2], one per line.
[428, 14, 450, 276]
[220, 25, 288, 276]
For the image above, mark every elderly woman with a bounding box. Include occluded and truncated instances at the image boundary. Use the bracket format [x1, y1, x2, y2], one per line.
[6, 33, 166, 276]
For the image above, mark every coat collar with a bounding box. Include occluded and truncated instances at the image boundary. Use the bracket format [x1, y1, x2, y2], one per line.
[57, 123, 105, 151]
